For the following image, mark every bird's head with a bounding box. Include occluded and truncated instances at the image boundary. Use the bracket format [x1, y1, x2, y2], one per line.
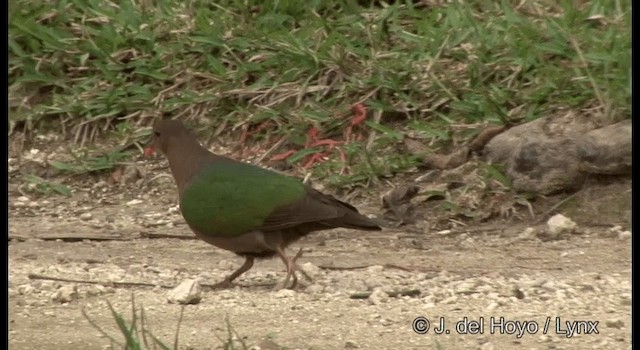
[144, 119, 193, 157]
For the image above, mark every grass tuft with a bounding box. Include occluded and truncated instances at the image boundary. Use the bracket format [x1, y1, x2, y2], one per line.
[10, 0, 631, 186]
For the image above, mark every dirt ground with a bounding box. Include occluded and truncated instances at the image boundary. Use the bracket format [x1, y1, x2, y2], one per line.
[8, 144, 632, 350]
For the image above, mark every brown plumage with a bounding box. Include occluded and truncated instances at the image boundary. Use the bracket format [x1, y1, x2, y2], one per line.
[146, 119, 382, 289]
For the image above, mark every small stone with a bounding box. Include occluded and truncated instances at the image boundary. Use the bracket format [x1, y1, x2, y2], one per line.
[86, 285, 106, 297]
[126, 199, 144, 206]
[605, 319, 624, 329]
[512, 287, 525, 299]
[609, 225, 623, 233]
[299, 262, 322, 279]
[167, 279, 202, 305]
[368, 288, 389, 305]
[17, 284, 35, 295]
[274, 289, 296, 298]
[620, 294, 631, 306]
[127, 264, 144, 275]
[17, 196, 30, 203]
[547, 214, 577, 236]
[364, 277, 383, 290]
[486, 301, 499, 311]
[217, 260, 235, 271]
[519, 227, 536, 239]
[51, 284, 78, 303]
[305, 284, 324, 294]
[366, 265, 384, 273]
[618, 231, 631, 240]
[79, 213, 93, 221]
[480, 342, 494, 350]
[345, 340, 359, 348]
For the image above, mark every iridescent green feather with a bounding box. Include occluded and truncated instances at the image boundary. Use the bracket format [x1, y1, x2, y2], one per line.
[180, 160, 305, 237]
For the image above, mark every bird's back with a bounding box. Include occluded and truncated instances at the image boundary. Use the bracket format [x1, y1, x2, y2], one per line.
[179, 157, 307, 238]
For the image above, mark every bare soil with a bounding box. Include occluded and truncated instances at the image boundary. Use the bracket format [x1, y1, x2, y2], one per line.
[8, 138, 631, 350]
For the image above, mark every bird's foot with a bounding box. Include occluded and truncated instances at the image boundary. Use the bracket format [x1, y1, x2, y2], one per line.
[273, 248, 314, 291]
[210, 278, 236, 290]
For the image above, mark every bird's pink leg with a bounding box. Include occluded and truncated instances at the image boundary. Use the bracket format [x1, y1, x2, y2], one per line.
[275, 247, 312, 290]
[213, 256, 254, 289]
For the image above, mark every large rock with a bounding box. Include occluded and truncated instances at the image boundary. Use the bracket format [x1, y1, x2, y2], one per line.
[485, 112, 630, 195]
[577, 119, 631, 175]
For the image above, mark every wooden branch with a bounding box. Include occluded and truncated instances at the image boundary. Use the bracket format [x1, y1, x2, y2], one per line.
[350, 289, 421, 299]
[9, 232, 197, 242]
[138, 232, 196, 240]
[28, 273, 174, 289]
[27, 273, 271, 290]
[9, 235, 131, 242]
[317, 263, 419, 272]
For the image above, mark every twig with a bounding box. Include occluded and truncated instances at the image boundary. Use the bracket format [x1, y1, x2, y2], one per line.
[350, 289, 421, 299]
[139, 232, 196, 240]
[27, 273, 271, 290]
[255, 136, 287, 163]
[9, 234, 131, 242]
[534, 190, 583, 225]
[317, 263, 416, 272]
[28, 273, 174, 289]
[365, 109, 383, 151]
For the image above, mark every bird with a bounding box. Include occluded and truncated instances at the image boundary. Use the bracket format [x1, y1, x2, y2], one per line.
[145, 119, 382, 289]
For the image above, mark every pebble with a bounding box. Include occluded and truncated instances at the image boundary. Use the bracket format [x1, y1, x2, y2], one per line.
[127, 264, 145, 275]
[274, 289, 296, 299]
[479, 342, 494, 350]
[486, 301, 499, 311]
[126, 199, 144, 206]
[79, 213, 93, 221]
[605, 319, 625, 329]
[51, 284, 78, 303]
[305, 284, 324, 294]
[299, 262, 322, 279]
[167, 279, 202, 305]
[364, 277, 383, 290]
[18, 284, 35, 295]
[366, 265, 384, 273]
[547, 214, 577, 236]
[519, 227, 536, 239]
[618, 231, 631, 240]
[344, 340, 359, 348]
[86, 285, 106, 297]
[368, 288, 389, 305]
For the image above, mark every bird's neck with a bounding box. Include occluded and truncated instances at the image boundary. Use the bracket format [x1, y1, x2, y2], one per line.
[165, 140, 212, 196]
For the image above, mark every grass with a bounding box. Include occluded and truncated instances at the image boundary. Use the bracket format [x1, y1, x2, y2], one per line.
[83, 295, 256, 350]
[82, 296, 180, 350]
[9, 0, 631, 186]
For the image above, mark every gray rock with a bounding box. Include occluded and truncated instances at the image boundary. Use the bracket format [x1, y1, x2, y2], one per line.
[51, 284, 78, 303]
[547, 214, 577, 237]
[484, 114, 630, 195]
[345, 340, 359, 348]
[577, 119, 631, 175]
[605, 319, 625, 329]
[618, 231, 631, 240]
[274, 289, 296, 298]
[368, 288, 389, 305]
[167, 279, 202, 305]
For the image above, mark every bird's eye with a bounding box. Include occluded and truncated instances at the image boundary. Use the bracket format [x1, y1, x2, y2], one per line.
[154, 131, 161, 136]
